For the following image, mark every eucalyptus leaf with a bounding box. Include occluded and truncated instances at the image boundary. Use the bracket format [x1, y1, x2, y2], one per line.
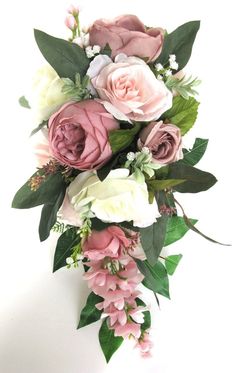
[78, 292, 103, 329]
[136, 259, 170, 299]
[140, 216, 169, 266]
[19, 96, 30, 109]
[162, 96, 199, 135]
[53, 228, 81, 272]
[168, 163, 217, 193]
[99, 319, 123, 363]
[165, 254, 183, 275]
[182, 138, 209, 166]
[30, 121, 48, 137]
[155, 21, 200, 70]
[34, 29, 90, 81]
[164, 216, 197, 246]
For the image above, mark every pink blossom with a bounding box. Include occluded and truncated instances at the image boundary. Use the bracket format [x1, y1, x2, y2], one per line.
[114, 321, 141, 339]
[65, 15, 77, 30]
[136, 332, 153, 357]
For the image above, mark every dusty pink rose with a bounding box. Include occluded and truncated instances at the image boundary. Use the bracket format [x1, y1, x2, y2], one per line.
[89, 15, 164, 62]
[138, 120, 183, 164]
[83, 226, 131, 260]
[91, 55, 172, 122]
[48, 100, 119, 170]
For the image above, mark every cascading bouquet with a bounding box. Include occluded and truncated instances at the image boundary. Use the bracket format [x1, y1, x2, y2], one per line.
[13, 5, 226, 362]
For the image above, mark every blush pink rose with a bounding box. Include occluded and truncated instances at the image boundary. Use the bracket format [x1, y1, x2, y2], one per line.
[48, 100, 119, 170]
[137, 120, 183, 164]
[91, 55, 172, 122]
[89, 15, 164, 62]
[83, 226, 131, 260]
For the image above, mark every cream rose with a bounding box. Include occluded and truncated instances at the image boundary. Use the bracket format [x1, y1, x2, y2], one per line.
[88, 54, 172, 122]
[31, 65, 69, 124]
[60, 168, 159, 227]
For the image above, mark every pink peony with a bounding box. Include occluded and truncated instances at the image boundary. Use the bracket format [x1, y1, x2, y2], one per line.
[83, 226, 131, 260]
[89, 15, 164, 62]
[138, 120, 183, 164]
[48, 100, 119, 170]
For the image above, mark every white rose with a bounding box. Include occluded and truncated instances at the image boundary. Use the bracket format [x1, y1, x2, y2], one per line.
[31, 65, 69, 124]
[60, 168, 159, 228]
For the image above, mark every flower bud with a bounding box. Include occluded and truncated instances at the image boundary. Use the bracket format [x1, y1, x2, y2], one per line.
[65, 15, 77, 30]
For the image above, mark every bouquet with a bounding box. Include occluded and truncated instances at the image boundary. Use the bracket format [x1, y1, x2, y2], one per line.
[13, 5, 226, 362]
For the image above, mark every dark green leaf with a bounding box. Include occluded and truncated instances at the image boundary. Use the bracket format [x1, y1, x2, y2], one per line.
[136, 259, 170, 299]
[182, 138, 209, 166]
[97, 154, 120, 181]
[168, 163, 217, 193]
[53, 228, 81, 272]
[147, 178, 186, 191]
[34, 29, 90, 81]
[39, 187, 66, 242]
[12, 173, 66, 209]
[136, 298, 151, 331]
[78, 292, 103, 329]
[118, 221, 140, 232]
[90, 218, 113, 231]
[165, 254, 183, 275]
[162, 96, 199, 135]
[109, 122, 141, 153]
[156, 21, 200, 70]
[30, 121, 48, 137]
[19, 96, 30, 109]
[164, 216, 197, 246]
[140, 216, 169, 266]
[99, 319, 123, 362]
[101, 43, 112, 57]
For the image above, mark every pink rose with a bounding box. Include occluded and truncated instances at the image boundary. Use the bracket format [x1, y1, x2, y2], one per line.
[48, 100, 119, 170]
[137, 121, 183, 164]
[89, 15, 164, 62]
[83, 226, 131, 261]
[90, 55, 172, 122]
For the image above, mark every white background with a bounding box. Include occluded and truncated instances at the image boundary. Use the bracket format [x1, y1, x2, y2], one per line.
[0, 0, 235, 372]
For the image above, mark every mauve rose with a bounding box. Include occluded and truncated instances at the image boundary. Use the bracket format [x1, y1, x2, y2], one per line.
[137, 121, 183, 164]
[89, 15, 164, 62]
[91, 55, 172, 122]
[48, 100, 119, 170]
[83, 226, 131, 261]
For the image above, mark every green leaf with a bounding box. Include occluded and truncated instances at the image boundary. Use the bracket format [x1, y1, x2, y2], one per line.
[140, 216, 169, 266]
[19, 96, 30, 109]
[147, 178, 186, 191]
[164, 216, 197, 246]
[101, 43, 112, 57]
[78, 292, 103, 329]
[165, 254, 183, 275]
[109, 122, 141, 153]
[12, 173, 66, 209]
[38, 187, 66, 242]
[97, 154, 120, 181]
[99, 319, 123, 363]
[182, 138, 209, 166]
[53, 228, 81, 272]
[162, 96, 199, 135]
[168, 163, 217, 193]
[136, 298, 151, 331]
[136, 259, 170, 299]
[90, 218, 113, 231]
[156, 21, 200, 70]
[34, 29, 90, 81]
[30, 121, 48, 137]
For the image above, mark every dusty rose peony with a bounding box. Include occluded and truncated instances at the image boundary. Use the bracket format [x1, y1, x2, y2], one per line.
[48, 100, 119, 170]
[137, 120, 183, 164]
[89, 14, 164, 62]
[90, 54, 172, 122]
[83, 226, 131, 260]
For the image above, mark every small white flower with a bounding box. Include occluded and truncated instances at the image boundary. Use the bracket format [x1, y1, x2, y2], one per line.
[85, 46, 94, 58]
[141, 147, 150, 155]
[170, 61, 179, 70]
[165, 69, 172, 77]
[66, 257, 74, 265]
[127, 152, 136, 161]
[93, 45, 101, 54]
[157, 74, 163, 80]
[169, 54, 176, 62]
[76, 253, 84, 261]
[155, 63, 163, 71]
